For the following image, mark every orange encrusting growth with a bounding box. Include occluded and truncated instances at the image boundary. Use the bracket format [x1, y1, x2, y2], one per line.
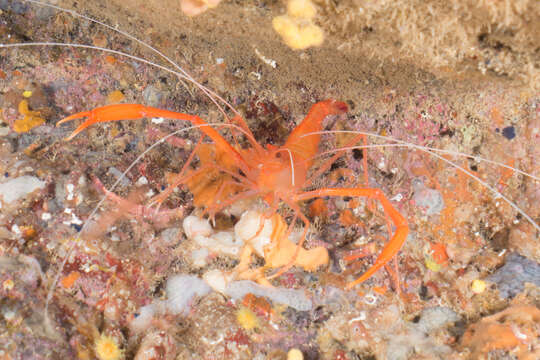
[61, 271, 80, 288]
[235, 211, 330, 286]
[14, 99, 45, 133]
[339, 209, 360, 227]
[430, 242, 449, 265]
[58, 100, 409, 288]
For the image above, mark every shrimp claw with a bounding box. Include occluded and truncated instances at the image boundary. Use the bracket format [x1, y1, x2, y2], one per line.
[57, 104, 148, 140]
[57, 104, 247, 168]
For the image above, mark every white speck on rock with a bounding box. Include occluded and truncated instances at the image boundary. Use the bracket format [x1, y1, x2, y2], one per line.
[191, 248, 209, 267]
[136, 176, 148, 186]
[11, 224, 21, 235]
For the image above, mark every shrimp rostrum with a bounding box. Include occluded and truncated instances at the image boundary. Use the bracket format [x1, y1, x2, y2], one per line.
[57, 99, 408, 289]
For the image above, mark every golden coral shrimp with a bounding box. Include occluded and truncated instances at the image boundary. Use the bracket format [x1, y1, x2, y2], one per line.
[56, 99, 408, 289]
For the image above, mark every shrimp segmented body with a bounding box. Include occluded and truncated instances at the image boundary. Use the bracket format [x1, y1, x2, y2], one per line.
[57, 100, 408, 289]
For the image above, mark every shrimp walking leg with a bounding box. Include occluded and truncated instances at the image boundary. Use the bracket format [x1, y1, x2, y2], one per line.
[294, 188, 408, 289]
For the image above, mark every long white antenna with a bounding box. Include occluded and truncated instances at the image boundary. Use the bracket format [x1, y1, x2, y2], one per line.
[276, 148, 296, 186]
[307, 130, 540, 233]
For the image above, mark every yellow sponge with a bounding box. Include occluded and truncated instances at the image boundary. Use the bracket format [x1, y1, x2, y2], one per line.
[288, 348, 304, 360]
[287, 0, 317, 19]
[273, 0, 324, 50]
[471, 279, 486, 294]
[94, 333, 123, 360]
[236, 307, 260, 331]
[272, 16, 324, 50]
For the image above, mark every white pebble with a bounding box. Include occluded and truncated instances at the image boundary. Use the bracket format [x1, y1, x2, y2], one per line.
[0, 176, 45, 204]
[203, 269, 233, 294]
[183, 215, 213, 239]
[166, 275, 211, 315]
[136, 176, 149, 186]
[234, 210, 273, 257]
[193, 231, 242, 256]
[11, 224, 21, 235]
[191, 248, 209, 267]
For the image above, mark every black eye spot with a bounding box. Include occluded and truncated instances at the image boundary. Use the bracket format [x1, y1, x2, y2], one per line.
[353, 149, 363, 160]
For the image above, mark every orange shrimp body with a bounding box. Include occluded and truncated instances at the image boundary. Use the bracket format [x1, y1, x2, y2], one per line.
[237, 144, 295, 201]
[254, 152, 297, 204]
[57, 99, 408, 289]
[241, 100, 347, 205]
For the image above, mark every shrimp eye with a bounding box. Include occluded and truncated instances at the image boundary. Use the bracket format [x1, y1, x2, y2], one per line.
[276, 153, 282, 158]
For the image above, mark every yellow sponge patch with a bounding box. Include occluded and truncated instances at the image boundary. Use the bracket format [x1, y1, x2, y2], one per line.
[94, 333, 123, 360]
[471, 279, 486, 294]
[287, 348, 304, 360]
[287, 0, 317, 19]
[273, 0, 324, 50]
[13, 100, 45, 133]
[236, 306, 260, 331]
[272, 16, 324, 50]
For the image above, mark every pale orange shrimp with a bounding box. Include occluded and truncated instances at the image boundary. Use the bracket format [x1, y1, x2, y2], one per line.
[57, 99, 409, 289]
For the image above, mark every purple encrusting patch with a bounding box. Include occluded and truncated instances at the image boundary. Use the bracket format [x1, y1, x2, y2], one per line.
[501, 126, 516, 140]
[487, 252, 540, 299]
